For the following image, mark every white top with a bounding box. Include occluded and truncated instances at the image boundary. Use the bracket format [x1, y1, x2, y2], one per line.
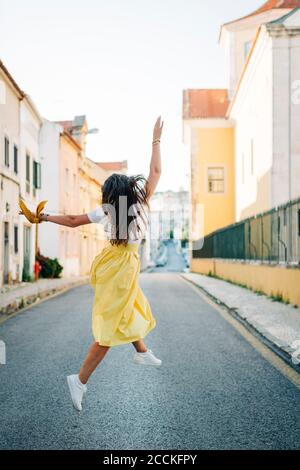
[87, 205, 146, 245]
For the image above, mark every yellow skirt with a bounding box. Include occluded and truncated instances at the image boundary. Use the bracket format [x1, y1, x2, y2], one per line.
[89, 242, 156, 347]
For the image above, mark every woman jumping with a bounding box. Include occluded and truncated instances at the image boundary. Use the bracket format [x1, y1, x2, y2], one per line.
[19, 116, 164, 411]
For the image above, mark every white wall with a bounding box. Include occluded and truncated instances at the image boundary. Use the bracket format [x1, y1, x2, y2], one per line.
[272, 31, 300, 205]
[39, 120, 60, 259]
[230, 29, 273, 221]
[222, 27, 257, 99]
[220, 9, 294, 99]
[0, 71, 22, 284]
[230, 13, 300, 221]
[19, 99, 42, 280]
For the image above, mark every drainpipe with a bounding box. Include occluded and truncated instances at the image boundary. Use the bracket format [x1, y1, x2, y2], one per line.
[288, 34, 292, 202]
[288, 33, 292, 263]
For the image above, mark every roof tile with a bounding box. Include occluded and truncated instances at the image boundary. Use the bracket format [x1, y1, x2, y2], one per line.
[183, 89, 229, 119]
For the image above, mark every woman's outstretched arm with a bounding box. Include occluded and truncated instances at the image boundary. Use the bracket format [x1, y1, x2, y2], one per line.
[145, 116, 164, 201]
[38, 213, 91, 227]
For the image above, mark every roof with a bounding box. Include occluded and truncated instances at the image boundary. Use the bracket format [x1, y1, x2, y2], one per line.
[222, 0, 300, 27]
[61, 130, 82, 151]
[96, 161, 128, 171]
[0, 60, 25, 99]
[183, 89, 230, 119]
[268, 4, 300, 22]
[56, 115, 87, 132]
[57, 120, 73, 131]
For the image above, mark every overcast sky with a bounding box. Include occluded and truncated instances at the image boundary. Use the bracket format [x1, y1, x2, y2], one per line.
[0, 0, 263, 191]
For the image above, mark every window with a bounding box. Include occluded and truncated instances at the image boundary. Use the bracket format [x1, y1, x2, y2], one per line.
[65, 168, 69, 193]
[283, 208, 287, 226]
[242, 154, 245, 184]
[250, 140, 254, 176]
[298, 209, 300, 237]
[244, 41, 252, 60]
[26, 154, 30, 193]
[33, 161, 41, 189]
[4, 136, 9, 167]
[207, 167, 225, 194]
[13, 145, 18, 173]
[65, 231, 69, 257]
[14, 225, 18, 254]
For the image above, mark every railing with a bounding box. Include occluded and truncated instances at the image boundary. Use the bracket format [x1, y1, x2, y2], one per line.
[193, 197, 300, 265]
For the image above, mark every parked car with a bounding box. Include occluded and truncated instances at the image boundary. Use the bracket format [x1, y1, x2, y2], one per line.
[155, 247, 168, 267]
[182, 248, 190, 268]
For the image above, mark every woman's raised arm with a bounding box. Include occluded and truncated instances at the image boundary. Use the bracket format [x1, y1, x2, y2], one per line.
[145, 116, 164, 201]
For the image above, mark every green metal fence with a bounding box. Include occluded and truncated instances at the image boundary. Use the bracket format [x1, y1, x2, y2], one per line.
[193, 197, 300, 265]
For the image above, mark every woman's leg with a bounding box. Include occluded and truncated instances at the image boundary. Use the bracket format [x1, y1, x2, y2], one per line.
[132, 339, 147, 353]
[132, 339, 161, 366]
[79, 342, 110, 384]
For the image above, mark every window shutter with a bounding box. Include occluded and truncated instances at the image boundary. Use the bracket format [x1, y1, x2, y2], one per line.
[32, 161, 41, 189]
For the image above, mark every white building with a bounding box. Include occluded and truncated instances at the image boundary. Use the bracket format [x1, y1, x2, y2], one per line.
[0, 61, 42, 285]
[19, 97, 42, 280]
[150, 190, 189, 242]
[220, 1, 300, 221]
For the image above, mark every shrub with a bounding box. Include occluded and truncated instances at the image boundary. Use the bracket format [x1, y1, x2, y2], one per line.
[36, 250, 63, 279]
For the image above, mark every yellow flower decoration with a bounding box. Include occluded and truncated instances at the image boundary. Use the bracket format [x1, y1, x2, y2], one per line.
[19, 198, 48, 224]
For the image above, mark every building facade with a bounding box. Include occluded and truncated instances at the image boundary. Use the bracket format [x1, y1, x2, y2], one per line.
[183, 0, 300, 241]
[0, 61, 42, 285]
[1, 62, 128, 285]
[40, 117, 105, 276]
[0, 62, 23, 285]
[227, 6, 300, 220]
[39, 116, 128, 277]
[183, 90, 235, 239]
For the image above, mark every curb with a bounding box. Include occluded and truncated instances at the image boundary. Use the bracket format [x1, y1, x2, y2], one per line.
[0, 278, 89, 326]
[181, 274, 300, 375]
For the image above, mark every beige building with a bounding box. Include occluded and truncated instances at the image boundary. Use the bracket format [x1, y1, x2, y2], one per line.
[40, 116, 128, 276]
[96, 161, 128, 177]
[0, 60, 42, 285]
[0, 61, 22, 285]
[0, 59, 127, 284]
[78, 153, 109, 275]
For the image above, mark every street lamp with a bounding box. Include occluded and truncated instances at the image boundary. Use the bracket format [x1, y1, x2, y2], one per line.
[86, 128, 99, 135]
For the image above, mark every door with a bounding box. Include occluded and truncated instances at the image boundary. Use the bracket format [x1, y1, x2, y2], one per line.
[23, 226, 31, 281]
[3, 222, 9, 284]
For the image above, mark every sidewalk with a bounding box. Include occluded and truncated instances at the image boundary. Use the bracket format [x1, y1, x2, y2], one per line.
[182, 272, 300, 365]
[0, 276, 89, 318]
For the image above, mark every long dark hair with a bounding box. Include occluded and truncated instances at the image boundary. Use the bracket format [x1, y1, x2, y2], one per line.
[101, 174, 149, 246]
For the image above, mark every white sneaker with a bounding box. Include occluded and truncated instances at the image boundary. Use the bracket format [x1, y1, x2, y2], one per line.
[133, 349, 162, 367]
[67, 374, 87, 411]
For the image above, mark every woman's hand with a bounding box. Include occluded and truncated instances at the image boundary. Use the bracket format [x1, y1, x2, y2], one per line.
[153, 116, 164, 142]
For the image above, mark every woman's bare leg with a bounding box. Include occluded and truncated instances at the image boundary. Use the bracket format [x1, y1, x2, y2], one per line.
[132, 339, 147, 353]
[79, 342, 110, 384]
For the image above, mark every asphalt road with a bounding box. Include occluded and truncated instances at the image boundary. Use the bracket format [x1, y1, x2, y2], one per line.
[0, 273, 299, 450]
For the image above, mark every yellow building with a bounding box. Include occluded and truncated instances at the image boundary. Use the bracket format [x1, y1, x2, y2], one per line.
[57, 117, 128, 275]
[183, 89, 235, 239]
[182, 1, 300, 307]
